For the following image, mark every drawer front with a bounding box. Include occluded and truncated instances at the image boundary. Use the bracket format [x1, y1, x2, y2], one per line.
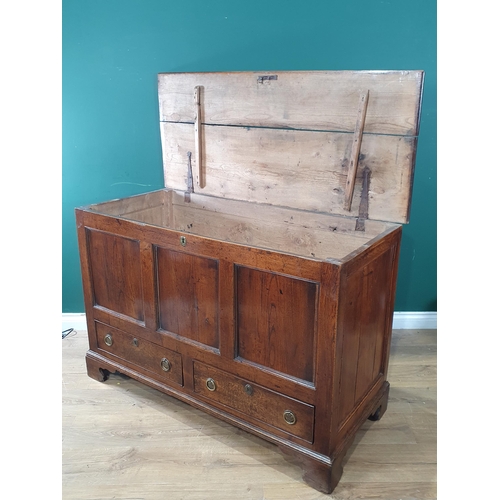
[193, 361, 314, 442]
[95, 322, 183, 386]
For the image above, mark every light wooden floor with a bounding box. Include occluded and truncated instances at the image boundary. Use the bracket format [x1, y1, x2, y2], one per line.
[62, 329, 437, 500]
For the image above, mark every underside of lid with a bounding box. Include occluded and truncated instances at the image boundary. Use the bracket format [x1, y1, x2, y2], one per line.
[158, 70, 424, 224]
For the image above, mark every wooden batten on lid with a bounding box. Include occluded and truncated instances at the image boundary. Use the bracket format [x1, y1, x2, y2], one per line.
[158, 70, 424, 225]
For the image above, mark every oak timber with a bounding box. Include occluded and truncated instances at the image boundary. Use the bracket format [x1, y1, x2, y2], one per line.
[158, 70, 423, 135]
[160, 122, 417, 224]
[87, 189, 398, 261]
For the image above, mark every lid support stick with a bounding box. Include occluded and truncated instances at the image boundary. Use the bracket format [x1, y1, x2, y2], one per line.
[344, 90, 369, 211]
[194, 86, 204, 188]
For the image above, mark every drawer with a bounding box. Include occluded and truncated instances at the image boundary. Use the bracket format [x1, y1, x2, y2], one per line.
[193, 361, 314, 442]
[95, 322, 183, 386]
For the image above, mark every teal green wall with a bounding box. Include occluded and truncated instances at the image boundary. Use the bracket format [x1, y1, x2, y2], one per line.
[63, 0, 436, 312]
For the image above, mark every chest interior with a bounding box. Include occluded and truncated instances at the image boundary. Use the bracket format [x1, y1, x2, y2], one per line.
[86, 70, 424, 262]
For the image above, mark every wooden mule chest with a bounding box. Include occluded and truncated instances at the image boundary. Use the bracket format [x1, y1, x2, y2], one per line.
[76, 70, 424, 493]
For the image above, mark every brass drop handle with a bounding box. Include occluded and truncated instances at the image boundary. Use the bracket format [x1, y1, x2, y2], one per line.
[283, 410, 297, 425]
[206, 378, 216, 391]
[160, 358, 171, 372]
[104, 333, 113, 346]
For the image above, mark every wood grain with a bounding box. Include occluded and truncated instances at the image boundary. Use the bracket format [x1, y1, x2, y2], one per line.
[344, 90, 369, 211]
[158, 70, 424, 136]
[86, 229, 145, 322]
[94, 321, 183, 386]
[158, 71, 424, 224]
[193, 361, 315, 442]
[82, 189, 397, 261]
[63, 328, 436, 499]
[336, 247, 395, 424]
[235, 266, 318, 383]
[88, 189, 167, 218]
[160, 122, 417, 224]
[156, 247, 219, 349]
[170, 192, 389, 260]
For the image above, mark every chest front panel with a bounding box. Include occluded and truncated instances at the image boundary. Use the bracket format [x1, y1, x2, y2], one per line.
[235, 265, 318, 384]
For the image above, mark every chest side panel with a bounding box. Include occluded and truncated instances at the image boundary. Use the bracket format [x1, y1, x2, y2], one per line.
[334, 228, 402, 439]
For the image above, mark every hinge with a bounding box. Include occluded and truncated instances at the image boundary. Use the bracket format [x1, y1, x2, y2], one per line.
[257, 75, 278, 84]
[185, 151, 194, 202]
[355, 166, 371, 232]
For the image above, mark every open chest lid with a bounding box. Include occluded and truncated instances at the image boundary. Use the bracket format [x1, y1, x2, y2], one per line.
[158, 70, 424, 225]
